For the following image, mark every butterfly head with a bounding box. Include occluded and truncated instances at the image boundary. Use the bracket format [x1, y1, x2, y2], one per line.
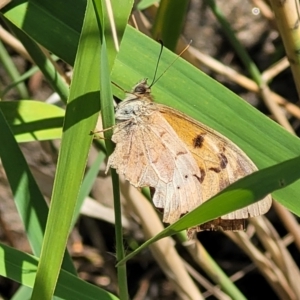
[131, 79, 151, 97]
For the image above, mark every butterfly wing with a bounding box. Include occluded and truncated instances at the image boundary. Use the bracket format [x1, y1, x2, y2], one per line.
[107, 109, 204, 224]
[159, 104, 272, 230]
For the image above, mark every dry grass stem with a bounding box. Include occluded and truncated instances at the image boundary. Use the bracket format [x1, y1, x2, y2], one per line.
[227, 230, 297, 300]
[0, 26, 33, 63]
[229, 263, 256, 282]
[184, 262, 231, 300]
[250, 216, 300, 298]
[273, 201, 300, 251]
[186, 43, 300, 120]
[105, 0, 119, 51]
[260, 84, 295, 133]
[251, 0, 275, 21]
[131, 10, 152, 35]
[269, 0, 300, 97]
[261, 57, 290, 82]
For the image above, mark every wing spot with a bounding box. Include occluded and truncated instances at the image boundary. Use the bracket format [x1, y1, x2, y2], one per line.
[159, 131, 167, 138]
[199, 168, 206, 183]
[219, 153, 228, 169]
[177, 186, 180, 189]
[209, 167, 221, 173]
[193, 134, 205, 148]
[151, 157, 158, 164]
[176, 151, 187, 156]
[185, 175, 188, 179]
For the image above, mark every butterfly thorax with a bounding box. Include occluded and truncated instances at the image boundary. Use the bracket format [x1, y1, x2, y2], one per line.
[115, 98, 156, 120]
[115, 79, 156, 123]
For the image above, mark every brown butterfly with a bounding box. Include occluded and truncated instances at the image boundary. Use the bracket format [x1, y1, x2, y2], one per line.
[106, 79, 272, 231]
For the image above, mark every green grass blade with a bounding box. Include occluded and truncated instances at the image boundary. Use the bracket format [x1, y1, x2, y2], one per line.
[0, 100, 64, 142]
[31, 2, 101, 299]
[1, 0, 134, 66]
[0, 107, 49, 256]
[11, 286, 32, 300]
[2, 65, 41, 98]
[151, 0, 189, 51]
[92, 0, 133, 298]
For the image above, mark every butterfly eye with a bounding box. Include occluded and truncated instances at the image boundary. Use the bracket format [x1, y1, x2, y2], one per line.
[134, 85, 146, 94]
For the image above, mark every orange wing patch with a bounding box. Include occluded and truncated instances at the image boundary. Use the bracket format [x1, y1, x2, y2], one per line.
[159, 104, 272, 230]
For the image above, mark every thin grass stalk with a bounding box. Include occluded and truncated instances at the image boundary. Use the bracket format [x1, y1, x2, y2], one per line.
[205, 1, 295, 132]
[0, 39, 29, 98]
[269, 0, 300, 98]
[205, 0, 263, 86]
[2, 18, 69, 103]
[182, 239, 247, 300]
[121, 181, 203, 299]
[92, 0, 129, 298]
[227, 231, 297, 300]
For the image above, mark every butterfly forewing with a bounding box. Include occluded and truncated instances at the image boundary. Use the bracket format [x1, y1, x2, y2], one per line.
[107, 94, 204, 224]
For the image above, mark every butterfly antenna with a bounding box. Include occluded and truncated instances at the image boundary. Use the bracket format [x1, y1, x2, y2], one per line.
[112, 81, 126, 92]
[150, 40, 192, 87]
[149, 40, 164, 88]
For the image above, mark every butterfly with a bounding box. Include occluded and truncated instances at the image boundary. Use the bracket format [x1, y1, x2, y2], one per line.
[105, 79, 272, 231]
